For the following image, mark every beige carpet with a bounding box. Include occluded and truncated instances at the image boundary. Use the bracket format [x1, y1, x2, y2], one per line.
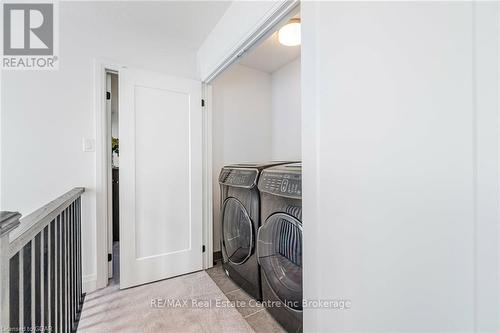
[77, 271, 254, 333]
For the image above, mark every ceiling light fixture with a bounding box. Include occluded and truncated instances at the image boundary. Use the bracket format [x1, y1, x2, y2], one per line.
[278, 18, 301, 46]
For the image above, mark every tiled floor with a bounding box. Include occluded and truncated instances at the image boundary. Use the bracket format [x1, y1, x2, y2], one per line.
[78, 270, 253, 332]
[206, 261, 286, 333]
[78, 249, 284, 333]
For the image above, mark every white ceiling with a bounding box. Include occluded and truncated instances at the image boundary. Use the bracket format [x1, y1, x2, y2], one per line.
[60, 1, 231, 78]
[238, 22, 301, 73]
[63, 1, 230, 52]
[61, 2, 300, 76]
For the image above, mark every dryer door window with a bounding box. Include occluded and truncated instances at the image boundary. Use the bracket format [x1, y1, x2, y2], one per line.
[222, 197, 253, 265]
[257, 213, 303, 310]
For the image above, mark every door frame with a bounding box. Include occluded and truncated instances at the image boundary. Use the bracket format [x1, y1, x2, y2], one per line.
[200, 1, 299, 270]
[95, 60, 213, 291]
[105, 71, 114, 280]
[94, 59, 123, 290]
[201, 83, 214, 269]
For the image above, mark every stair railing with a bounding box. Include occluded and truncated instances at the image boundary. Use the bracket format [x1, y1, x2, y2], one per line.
[0, 187, 85, 332]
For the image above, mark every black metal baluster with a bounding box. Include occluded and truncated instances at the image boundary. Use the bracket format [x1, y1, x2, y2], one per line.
[34, 234, 41, 329]
[62, 208, 67, 333]
[9, 252, 20, 331]
[70, 202, 74, 331]
[68, 203, 72, 331]
[67, 207, 71, 333]
[74, 201, 78, 329]
[58, 213, 63, 332]
[43, 226, 49, 330]
[23, 242, 32, 330]
[78, 197, 82, 305]
[66, 207, 70, 333]
[66, 206, 71, 333]
[50, 220, 56, 332]
[72, 201, 75, 330]
[67, 204, 71, 332]
[54, 217, 58, 332]
[73, 201, 78, 330]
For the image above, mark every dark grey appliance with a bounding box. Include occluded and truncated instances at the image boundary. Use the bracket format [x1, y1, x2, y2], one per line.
[219, 162, 290, 300]
[257, 163, 302, 333]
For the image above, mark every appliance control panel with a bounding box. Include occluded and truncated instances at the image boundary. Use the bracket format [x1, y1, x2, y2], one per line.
[219, 168, 258, 188]
[258, 172, 302, 198]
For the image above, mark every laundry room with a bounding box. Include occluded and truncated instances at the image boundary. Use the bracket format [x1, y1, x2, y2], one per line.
[206, 7, 303, 332]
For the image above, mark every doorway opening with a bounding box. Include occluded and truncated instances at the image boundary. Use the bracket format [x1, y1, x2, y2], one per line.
[205, 4, 302, 332]
[210, 9, 301, 262]
[106, 70, 120, 286]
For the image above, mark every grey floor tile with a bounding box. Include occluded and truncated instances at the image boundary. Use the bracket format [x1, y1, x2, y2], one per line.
[225, 288, 264, 318]
[211, 274, 240, 294]
[206, 262, 225, 279]
[205, 261, 289, 333]
[206, 263, 240, 294]
[78, 271, 253, 333]
[245, 309, 286, 333]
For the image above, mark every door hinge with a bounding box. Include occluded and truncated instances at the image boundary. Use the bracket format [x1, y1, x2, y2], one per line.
[106, 92, 111, 100]
[202, 245, 206, 253]
[201, 99, 205, 107]
[108, 253, 112, 262]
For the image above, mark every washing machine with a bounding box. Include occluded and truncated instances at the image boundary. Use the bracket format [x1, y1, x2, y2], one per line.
[257, 162, 302, 333]
[219, 162, 291, 300]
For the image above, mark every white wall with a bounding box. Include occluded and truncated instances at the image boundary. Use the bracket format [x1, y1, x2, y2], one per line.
[211, 64, 272, 252]
[1, 2, 199, 291]
[472, 3, 499, 330]
[302, 1, 499, 331]
[271, 57, 301, 160]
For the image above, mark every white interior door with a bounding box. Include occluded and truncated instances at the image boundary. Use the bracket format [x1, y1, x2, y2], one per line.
[119, 68, 203, 289]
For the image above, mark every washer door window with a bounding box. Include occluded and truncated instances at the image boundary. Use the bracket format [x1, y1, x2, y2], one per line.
[258, 213, 303, 310]
[222, 198, 253, 265]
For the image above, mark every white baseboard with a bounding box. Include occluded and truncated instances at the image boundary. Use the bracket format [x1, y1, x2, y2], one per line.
[83, 274, 97, 293]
